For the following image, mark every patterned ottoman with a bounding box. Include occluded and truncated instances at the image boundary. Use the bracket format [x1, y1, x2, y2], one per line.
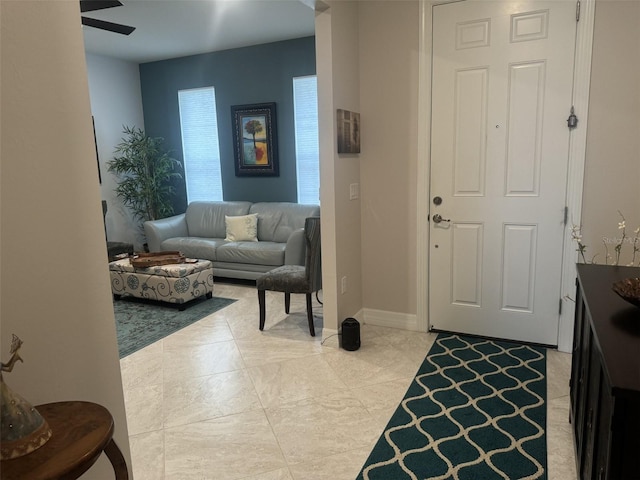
[109, 258, 214, 310]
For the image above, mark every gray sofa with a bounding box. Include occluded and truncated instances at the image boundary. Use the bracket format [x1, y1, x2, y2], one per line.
[143, 201, 320, 280]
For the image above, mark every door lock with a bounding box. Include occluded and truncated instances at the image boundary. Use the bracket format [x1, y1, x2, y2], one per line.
[432, 214, 450, 224]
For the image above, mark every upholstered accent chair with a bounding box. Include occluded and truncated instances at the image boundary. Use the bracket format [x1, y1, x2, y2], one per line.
[257, 216, 321, 336]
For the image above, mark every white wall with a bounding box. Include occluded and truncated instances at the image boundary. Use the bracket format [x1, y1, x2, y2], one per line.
[359, 1, 420, 322]
[315, 0, 363, 335]
[86, 53, 146, 250]
[1, 2, 131, 477]
[355, 0, 639, 342]
[581, 0, 640, 266]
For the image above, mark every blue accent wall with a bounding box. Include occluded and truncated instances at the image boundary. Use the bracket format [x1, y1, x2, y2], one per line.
[139, 36, 316, 211]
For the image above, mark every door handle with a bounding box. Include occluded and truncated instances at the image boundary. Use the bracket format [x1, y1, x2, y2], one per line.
[432, 214, 450, 224]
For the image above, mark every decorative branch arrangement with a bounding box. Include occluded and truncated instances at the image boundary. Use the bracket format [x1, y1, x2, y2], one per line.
[571, 211, 640, 266]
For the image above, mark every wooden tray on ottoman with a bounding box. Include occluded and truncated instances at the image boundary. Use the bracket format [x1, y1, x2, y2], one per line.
[130, 251, 185, 268]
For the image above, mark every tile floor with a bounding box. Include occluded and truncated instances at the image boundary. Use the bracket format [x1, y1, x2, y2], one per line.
[120, 280, 577, 480]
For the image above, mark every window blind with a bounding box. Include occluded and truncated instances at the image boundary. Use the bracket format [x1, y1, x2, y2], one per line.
[178, 87, 223, 202]
[293, 76, 319, 205]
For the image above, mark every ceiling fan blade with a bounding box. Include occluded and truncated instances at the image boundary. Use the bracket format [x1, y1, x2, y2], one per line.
[80, 0, 123, 13]
[81, 16, 135, 35]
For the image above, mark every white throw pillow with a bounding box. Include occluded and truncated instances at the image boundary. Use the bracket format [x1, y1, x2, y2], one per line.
[225, 214, 258, 242]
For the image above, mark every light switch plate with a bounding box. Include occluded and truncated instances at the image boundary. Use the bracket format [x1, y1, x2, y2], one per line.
[349, 183, 359, 200]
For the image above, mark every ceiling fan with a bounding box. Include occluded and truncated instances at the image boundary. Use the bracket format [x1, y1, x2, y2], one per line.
[80, 0, 136, 36]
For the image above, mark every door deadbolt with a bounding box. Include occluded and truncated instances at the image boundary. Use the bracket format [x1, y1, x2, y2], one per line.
[433, 196, 443, 205]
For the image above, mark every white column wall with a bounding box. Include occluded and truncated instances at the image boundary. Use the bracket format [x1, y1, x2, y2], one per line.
[315, 0, 363, 336]
[1, 2, 131, 477]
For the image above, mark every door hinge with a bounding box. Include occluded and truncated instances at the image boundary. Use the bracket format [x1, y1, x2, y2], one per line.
[559, 298, 563, 315]
[576, 0, 581, 21]
[567, 106, 578, 129]
[564, 206, 569, 226]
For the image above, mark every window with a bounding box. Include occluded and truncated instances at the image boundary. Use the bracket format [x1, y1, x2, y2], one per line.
[293, 75, 319, 205]
[178, 87, 223, 202]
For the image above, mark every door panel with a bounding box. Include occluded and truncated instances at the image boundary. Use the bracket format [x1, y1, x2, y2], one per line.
[505, 61, 545, 196]
[501, 223, 537, 312]
[429, 0, 576, 345]
[454, 68, 488, 196]
[451, 222, 484, 306]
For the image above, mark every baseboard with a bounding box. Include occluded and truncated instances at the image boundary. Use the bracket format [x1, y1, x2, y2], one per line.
[362, 308, 420, 331]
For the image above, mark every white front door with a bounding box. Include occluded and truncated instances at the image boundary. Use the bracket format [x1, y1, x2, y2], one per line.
[429, 0, 577, 345]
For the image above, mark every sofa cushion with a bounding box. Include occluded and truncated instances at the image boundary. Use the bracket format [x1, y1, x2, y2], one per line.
[216, 241, 285, 266]
[225, 214, 258, 242]
[160, 237, 226, 261]
[249, 202, 320, 242]
[186, 201, 252, 238]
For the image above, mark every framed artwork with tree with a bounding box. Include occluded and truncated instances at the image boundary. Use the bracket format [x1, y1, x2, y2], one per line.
[231, 103, 279, 176]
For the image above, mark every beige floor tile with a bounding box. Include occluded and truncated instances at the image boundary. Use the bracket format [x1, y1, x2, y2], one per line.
[323, 341, 421, 388]
[265, 391, 381, 465]
[120, 345, 163, 391]
[247, 354, 348, 407]
[163, 340, 245, 382]
[121, 281, 576, 480]
[373, 326, 437, 363]
[223, 289, 322, 336]
[236, 330, 324, 367]
[241, 468, 294, 480]
[129, 429, 165, 480]
[224, 310, 265, 339]
[547, 349, 572, 401]
[288, 447, 371, 480]
[164, 410, 287, 480]
[124, 382, 164, 436]
[163, 369, 262, 428]
[357, 324, 397, 346]
[162, 316, 235, 349]
[350, 376, 414, 420]
[547, 395, 577, 480]
[367, 324, 436, 347]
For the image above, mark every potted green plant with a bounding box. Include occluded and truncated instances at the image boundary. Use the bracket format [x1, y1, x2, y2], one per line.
[107, 126, 182, 237]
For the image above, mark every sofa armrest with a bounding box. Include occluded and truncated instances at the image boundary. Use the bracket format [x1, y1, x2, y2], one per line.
[284, 228, 305, 265]
[144, 214, 188, 252]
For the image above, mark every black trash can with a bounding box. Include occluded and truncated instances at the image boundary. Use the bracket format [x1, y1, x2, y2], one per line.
[341, 318, 361, 351]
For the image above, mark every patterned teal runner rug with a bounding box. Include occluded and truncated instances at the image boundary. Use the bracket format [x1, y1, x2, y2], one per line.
[114, 296, 236, 358]
[357, 333, 546, 480]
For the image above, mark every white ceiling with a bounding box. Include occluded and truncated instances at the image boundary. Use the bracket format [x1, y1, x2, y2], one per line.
[81, 0, 316, 63]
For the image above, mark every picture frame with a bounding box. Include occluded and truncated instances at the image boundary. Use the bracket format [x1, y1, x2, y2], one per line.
[231, 103, 279, 176]
[337, 109, 361, 154]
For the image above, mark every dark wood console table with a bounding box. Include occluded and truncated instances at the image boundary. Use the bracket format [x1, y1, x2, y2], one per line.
[0, 401, 128, 480]
[571, 265, 640, 480]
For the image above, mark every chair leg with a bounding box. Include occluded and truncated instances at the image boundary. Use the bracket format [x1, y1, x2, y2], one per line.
[285, 292, 291, 314]
[306, 293, 315, 337]
[258, 289, 266, 331]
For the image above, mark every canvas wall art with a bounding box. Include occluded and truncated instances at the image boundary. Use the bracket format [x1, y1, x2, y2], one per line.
[337, 109, 361, 154]
[231, 103, 279, 176]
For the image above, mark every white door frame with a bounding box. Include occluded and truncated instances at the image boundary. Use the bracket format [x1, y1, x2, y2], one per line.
[416, 0, 595, 352]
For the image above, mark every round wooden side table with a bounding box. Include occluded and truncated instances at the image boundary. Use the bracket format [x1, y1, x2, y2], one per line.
[1, 401, 128, 480]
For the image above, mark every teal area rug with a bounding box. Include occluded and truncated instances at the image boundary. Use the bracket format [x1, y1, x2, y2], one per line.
[114, 296, 236, 358]
[358, 333, 546, 480]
